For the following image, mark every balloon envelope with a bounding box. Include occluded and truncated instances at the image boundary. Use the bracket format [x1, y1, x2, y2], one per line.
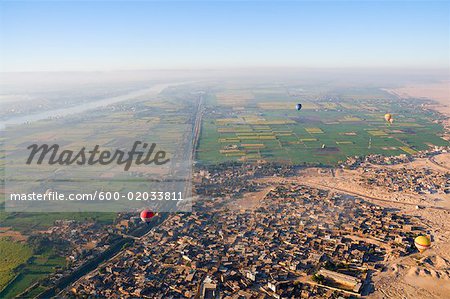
[384, 113, 392, 122]
[140, 210, 155, 223]
[296, 103, 302, 111]
[414, 236, 431, 253]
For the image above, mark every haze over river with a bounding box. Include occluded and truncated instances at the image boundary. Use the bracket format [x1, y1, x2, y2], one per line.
[0, 83, 176, 130]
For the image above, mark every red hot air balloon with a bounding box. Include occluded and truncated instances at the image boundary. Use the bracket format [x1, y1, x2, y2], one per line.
[140, 210, 155, 223]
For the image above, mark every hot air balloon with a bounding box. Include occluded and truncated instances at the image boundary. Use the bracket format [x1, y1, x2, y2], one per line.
[414, 235, 431, 253]
[384, 113, 392, 122]
[140, 209, 155, 223]
[296, 103, 302, 111]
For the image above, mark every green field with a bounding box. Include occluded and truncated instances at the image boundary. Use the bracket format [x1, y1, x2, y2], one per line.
[0, 248, 65, 298]
[0, 212, 115, 233]
[197, 88, 449, 165]
[0, 238, 33, 293]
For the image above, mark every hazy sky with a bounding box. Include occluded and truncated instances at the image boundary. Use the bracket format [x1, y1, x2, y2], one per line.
[0, 1, 449, 72]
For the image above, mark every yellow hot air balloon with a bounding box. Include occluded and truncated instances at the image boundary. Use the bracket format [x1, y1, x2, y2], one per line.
[414, 235, 431, 253]
[384, 113, 392, 122]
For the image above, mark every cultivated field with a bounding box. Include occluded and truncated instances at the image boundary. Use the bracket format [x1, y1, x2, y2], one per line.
[0, 238, 33, 293]
[197, 85, 449, 165]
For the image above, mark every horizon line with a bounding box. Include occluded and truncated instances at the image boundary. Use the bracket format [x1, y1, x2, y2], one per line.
[1, 66, 450, 74]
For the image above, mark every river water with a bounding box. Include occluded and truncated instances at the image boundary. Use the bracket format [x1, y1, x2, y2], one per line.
[0, 83, 175, 130]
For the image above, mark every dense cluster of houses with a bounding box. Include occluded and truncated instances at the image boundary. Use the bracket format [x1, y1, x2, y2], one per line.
[67, 179, 425, 298]
[359, 166, 449, 195]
